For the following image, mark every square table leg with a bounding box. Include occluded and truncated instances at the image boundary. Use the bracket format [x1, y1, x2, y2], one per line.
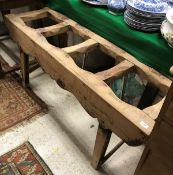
[0, 61, 4, 79]
[20, 49, 30, 88]
[91, 123, 112, 169]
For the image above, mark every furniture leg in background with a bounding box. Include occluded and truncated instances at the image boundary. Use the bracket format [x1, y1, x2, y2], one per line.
[20, 49, 30, 88]
[0, 54, 21, 78]
[0, 61, 3, 78]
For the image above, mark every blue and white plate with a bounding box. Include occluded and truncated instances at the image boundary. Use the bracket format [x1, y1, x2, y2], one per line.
[125, 11, 164, 24]
[125, 12, 162, 26]
[124, 0, 168, 32]
[127, 0, 168, 14]
[81, 0, 108, 6]
[126, 4, 166, 18]
[124, 14, 161, 28]
[124, 18, 160, 32]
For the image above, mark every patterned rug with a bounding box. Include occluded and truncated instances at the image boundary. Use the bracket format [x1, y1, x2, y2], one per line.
[0, 142, 53, 175]
[0, 56, 47, 132]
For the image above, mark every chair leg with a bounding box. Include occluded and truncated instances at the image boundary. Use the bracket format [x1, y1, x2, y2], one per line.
[91, 123, 112, 169]
[20, 49, 30, 88]
[0, 61, 4, 79]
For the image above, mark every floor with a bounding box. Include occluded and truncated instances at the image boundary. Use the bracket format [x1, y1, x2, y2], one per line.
[0, 37, 144, 175]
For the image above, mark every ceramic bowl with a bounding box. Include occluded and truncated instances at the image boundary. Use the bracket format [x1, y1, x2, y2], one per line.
[108, 0, 126, 15]
[168, 0, 173, 8]
[161, 9, 173, 48]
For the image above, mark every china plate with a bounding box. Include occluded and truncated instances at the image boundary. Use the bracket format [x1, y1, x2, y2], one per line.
[124, 17, 160, 31]
[127, 0, 168, 14]
[81, 0, 107, 6]
[125, 11, 163, 24]
[126, 4, 166, 18]
[124, 14, 161, 27]
[124, 18, 160, 31]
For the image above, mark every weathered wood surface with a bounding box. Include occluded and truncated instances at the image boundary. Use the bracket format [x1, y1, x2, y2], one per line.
[38, 22, 70, 38]
[5, 8, 171, 145]
[63, 39, 98, 57]
[96, 60, 134, 81]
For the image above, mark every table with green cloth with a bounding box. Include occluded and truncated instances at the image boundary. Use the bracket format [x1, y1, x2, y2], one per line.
[44, 0, 173, 76]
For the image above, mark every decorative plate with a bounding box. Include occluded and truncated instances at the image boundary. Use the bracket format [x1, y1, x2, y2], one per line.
[124, 14, 161, 27]
[127, 0, 168, 14]
[124, 18, 159, 31]
[126, 4, 166, 18]
[81, 0, 107, 6]
[125, 11, 164, 24]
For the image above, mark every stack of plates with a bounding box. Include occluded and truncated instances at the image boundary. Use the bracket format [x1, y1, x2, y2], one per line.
[124, 0, 169, 32]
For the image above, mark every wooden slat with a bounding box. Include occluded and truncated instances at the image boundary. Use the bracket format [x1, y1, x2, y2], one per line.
[38, 22, 70, 38]
[49, 10, 89, 40]
[0, 35, 10, 41]
[17, 7, 49, 22]
[96, 60, 134, 81]
[63, 39, 98, 56]
[47, 8, 72, 27]
[70, 26, 90, 40]
[0, 41, 19, 63]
